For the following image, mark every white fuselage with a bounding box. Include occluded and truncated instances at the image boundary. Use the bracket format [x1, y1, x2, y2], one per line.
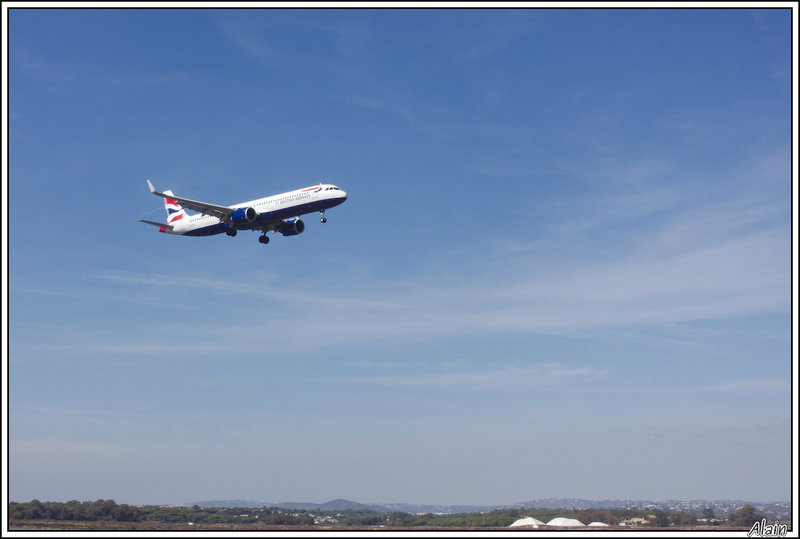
[169, 184, 347, 236]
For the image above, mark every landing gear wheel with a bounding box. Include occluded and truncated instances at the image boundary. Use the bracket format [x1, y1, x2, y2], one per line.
[320, 211, 327, 223]
[258, 235, 270, 245]
[227, 229, 237, 237]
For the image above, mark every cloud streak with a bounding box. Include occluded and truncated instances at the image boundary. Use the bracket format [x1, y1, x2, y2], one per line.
[337, 363, 608, 391]
[92, 216, 787, 359]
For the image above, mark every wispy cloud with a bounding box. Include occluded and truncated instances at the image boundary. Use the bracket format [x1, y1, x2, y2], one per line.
[12, 48, 195, 90]
[94, 270, 399, 312]
[216, 14, 372, 74]
[339, 363, 608, 391]
[665, 379, 790, 394]
[11, 49, 73, 85]
[217, 18, 285, 67]
[90, 217, 786, 358]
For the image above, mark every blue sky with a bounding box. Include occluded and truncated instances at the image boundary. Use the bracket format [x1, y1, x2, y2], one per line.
[6, 7, 795, 506]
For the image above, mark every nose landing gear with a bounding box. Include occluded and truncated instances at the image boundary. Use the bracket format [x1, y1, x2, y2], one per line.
[320, 210, 327, 223]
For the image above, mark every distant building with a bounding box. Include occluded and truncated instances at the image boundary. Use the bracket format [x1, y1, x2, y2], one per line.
[509, 517, 545, 528]
[621, 517, 649, 526]
[546, 517, 585, 527]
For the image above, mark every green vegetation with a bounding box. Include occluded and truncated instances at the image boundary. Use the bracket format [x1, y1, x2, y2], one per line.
[728, 505, 765, 528]
[6, 499, 775, 528]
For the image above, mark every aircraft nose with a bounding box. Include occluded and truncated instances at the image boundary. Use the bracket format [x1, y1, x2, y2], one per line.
[340, 189, 348, 200]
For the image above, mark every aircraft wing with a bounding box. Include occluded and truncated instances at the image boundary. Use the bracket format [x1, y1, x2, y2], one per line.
[147, 179, 234, 221]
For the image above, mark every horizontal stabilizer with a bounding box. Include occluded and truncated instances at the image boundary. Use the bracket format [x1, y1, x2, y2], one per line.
[139, 219, 173, 230]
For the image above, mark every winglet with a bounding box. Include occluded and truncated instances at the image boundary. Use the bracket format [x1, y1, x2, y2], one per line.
[146, 179, 169, 199]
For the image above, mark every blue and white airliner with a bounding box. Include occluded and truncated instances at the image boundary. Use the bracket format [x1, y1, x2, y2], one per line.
[139, 179, 347, 245]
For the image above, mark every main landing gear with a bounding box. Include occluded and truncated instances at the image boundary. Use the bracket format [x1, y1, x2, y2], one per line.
[320, 210, 327, 223]
[258, 234, 270, 245]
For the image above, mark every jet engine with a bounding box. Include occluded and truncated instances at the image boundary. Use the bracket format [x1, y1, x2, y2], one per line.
[279, 218, 305, 236]
[231, 207, 259, 227]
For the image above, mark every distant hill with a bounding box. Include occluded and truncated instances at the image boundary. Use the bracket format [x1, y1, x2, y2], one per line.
[191, 498, 388, 512]
[272, 499, 388, 512]
[381, 502, 500, 514]
[187, 498, 791, 520]
[190, 498, 506, 513]
[192, 500, 267, 509]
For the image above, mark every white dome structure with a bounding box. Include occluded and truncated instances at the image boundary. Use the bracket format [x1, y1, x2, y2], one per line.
[509, 517, 545, 528]
[546, 517, 585, 527]
[588, 522, 610, 527]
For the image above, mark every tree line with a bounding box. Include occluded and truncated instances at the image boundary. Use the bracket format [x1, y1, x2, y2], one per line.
[8, 499, 771, 528]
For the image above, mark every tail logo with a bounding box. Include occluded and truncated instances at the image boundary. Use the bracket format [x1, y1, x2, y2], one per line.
[165, 197, 185, 225]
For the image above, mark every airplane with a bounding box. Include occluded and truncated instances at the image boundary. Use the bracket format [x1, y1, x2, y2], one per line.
[139, 179, 347, 245]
